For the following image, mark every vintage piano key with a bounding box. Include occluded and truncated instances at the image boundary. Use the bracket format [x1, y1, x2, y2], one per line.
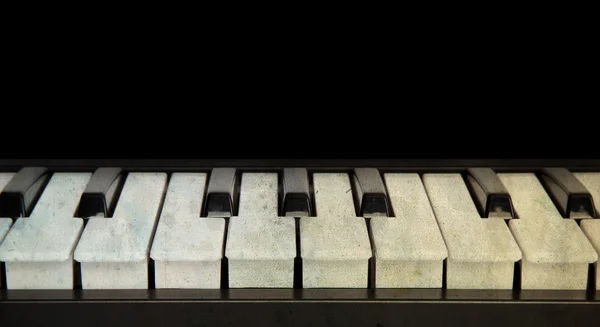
[573, 172, 600, 289]
[150, 173, 225, 288]
[282, 168, 311, 217]
[300, 173, 371, 288]
[370, 173, 448, 288]
[225, 173, 296, 288]
[352, 168, 389, 217]
[76, 167, 123, 218]
[465, 168, 514, 219]
[498, 173, 597, 290]
[422, 174, 521, 289]
[0, 173, 92, 289]
[0, 167, 49, 218]
[204, 168, 237, 217]
[540, 168, 596, 219]
[74, 173, 167, 289]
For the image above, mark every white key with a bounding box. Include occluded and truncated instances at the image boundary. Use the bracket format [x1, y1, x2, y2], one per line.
[225, 173, 295, 287]
[0, 173, 91, 289]
[150, 173, 225, 288]
[422, 174, 521, 289]
[74, 173, 167, 289]
[370, 174, 447, 288]
[498, 173, 597, 290]
[573, 172, 600, 290]
[301, 173, 371, 288]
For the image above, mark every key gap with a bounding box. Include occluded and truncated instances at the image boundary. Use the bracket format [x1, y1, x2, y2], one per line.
[73, 260, 82, 290]
[199, 169, 212, 217]
[0, 262, 6, 290]
[146, 173, 171, 290]
[221, 217, 230, 289]
[365, 217, 376, 289]
[232, 170, 243, 216]
[513, 260, 522, 290]
[293, 217, 302, 289]
[308, 171, 317, 217]
[277, 170, 284, 216]
[587, 263, 596, 292]
[442, 258, 447, 290]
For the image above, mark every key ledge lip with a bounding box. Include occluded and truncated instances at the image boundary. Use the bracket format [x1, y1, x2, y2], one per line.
[0, 217, 83, 262]
[225, 216, 296, 260]
[150, 219, 226, 261]
[509, 218, 598, 264]
[300, 218, 372, 260]
[370, 218, 448, 261]
[74, 249, 149, 263]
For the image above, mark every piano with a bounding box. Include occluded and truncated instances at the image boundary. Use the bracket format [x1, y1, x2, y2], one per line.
[0, 159, 598, 327]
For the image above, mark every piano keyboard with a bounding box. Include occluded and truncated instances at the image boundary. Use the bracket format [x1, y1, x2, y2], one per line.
[0, 165, 599, 291]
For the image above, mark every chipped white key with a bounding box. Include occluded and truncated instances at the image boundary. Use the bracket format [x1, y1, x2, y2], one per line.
[498, 173, 597, 290]
[573, 172, 600, 290]
[150, 173, 225, 288]
[422, 174, 521, 289]
[0, 173, 16, 246]
[301, 173, 371, 288]
[74, 173, 167, 289]
[225, 173, 295, 287]
[370, 174, 447, 288]
[0, 173, 91, 289]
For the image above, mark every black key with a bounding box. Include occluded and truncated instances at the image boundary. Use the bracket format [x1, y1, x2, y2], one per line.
[282, 168, 311, 217]
[352, 168, 389, 216]
[539, 168, 596, 218]
[76, 167, 124, 218]
[204, 168, 237, 217]
[466, 168, 514, 218]
[0, 167, 49, 217]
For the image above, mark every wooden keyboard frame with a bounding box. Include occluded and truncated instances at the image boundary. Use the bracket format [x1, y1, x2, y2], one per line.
[0, 159, 599, 327]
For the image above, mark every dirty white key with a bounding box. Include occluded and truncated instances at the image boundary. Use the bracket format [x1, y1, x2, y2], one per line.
[0, 173, 16, 246]
[573, 172, 600, 289]
[370, 174, 447, 288]
[422, 174, 521, 289]
[74, 173, 167, 289]
[498, 173, 597, 290]
[0, 173, 91, 289]
[225, 173, 296, 287]
[301, 173, 371, 288]
[150, 173, 225, 288]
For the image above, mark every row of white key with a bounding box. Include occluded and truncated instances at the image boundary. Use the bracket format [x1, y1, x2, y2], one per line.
[0, 170, 598, 290]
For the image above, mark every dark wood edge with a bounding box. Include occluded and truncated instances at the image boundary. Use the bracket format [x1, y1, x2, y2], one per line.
[1, 289, 599, 302]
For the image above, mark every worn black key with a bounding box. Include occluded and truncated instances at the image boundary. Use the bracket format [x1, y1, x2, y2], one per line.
[0, 167, 49, 217]
[466, 168, 514, 218]
[76, 167, 124, 217]
[204, 168, 237, 217]
[282, 168, 311, 217]
[352, 168, 389, 216]
[539, 167, 596, 218]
